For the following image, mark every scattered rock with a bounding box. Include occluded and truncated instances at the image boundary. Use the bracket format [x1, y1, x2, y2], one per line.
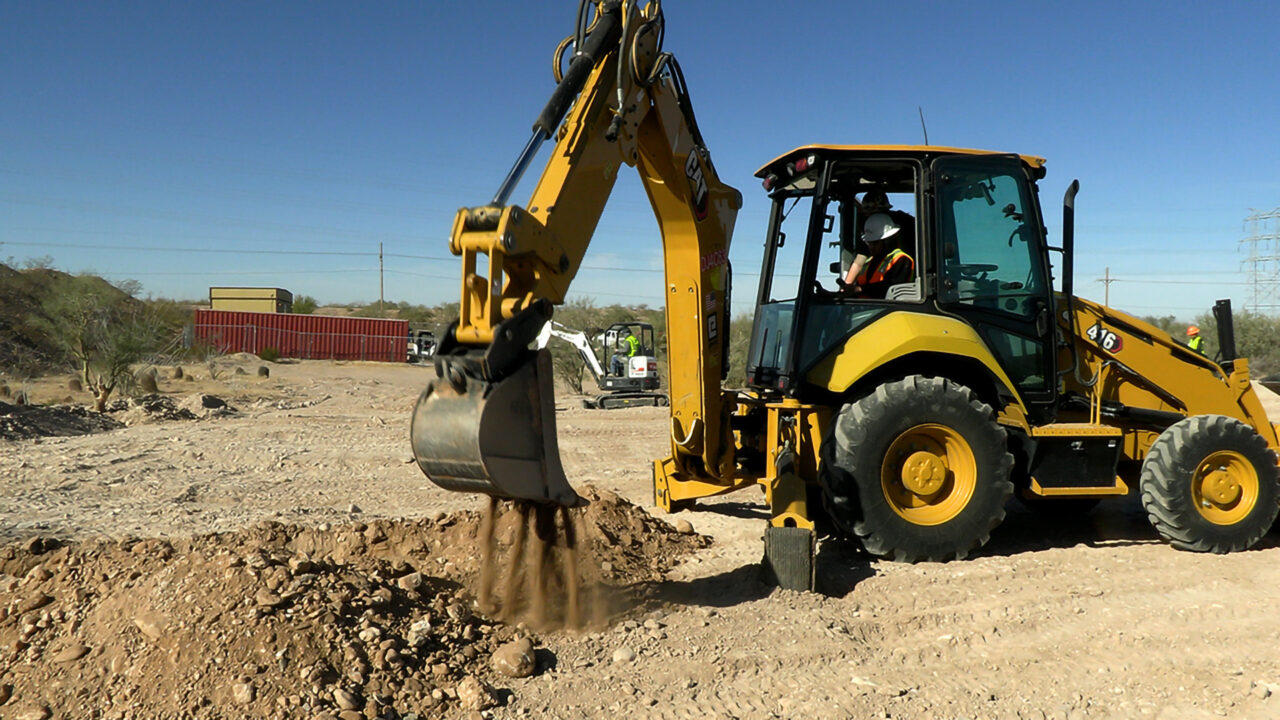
[18, 591, 53, 613]
[133, 613, 167, 641]
[257, 366, 270, 378]
[67, 377, 82, 392]
[611, 646, 637, 664]
[234, 367, 247, 376]
[396, 572, 424, 593]
[492, 637, 536, 678]
[171, 366, 184, 379]
[408, 618, 433, 648]
[51, 643, 90, 663]
[138, 372, 159, 393]
[333, 687, 361, 711]
[674, 518, 694, 534]
[14, 704, 52, 720]
[232, 680, 255, 705]
[455, 676, 497, 711]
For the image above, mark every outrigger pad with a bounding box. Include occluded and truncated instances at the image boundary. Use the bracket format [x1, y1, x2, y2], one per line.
[763, 526, 815, 591]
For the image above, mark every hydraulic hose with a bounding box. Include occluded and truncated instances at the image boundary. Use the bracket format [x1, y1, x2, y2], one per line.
[492, 2, 622, 207]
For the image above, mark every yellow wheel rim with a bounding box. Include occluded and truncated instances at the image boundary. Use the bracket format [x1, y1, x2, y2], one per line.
[1192, 450, 1258, 525]
[881, 424, 976, 526]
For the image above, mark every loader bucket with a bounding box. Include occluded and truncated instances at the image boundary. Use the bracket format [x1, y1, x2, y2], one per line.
[410, 349, 582, 507]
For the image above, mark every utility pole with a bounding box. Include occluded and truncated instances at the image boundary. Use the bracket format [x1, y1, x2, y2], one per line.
[379, 242, 385, 317]
[1241, 209, 1280, 314]
[1101, 267, 1113, 307]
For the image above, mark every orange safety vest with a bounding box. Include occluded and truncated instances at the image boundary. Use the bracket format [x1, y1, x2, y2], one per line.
[856, 248, 914, 285]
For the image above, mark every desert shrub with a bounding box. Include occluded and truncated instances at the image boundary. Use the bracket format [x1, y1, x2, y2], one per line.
[1194, 309, 1280, 376]
[292, 295, 318, 314]
[258, 346, 281, 363]
[36, 275, 164, 412]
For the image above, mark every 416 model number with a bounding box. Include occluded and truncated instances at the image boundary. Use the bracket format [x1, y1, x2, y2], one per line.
[1086, 322, 1123, 353]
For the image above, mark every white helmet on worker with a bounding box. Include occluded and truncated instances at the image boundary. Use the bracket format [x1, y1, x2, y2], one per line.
[862, 213, 900, 244]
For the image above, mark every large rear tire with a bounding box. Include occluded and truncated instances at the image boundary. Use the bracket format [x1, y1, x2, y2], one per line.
[821, 376, 1014, 562]
[1140, 414, 1279, 553]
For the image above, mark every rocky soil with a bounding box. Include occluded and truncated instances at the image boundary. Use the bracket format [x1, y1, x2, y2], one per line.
[5, 358, 1280, 719]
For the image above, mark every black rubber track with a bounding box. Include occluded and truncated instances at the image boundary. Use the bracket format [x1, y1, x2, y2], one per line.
[820, 375, 1014, 562]
[1139, 414, 1279, 553]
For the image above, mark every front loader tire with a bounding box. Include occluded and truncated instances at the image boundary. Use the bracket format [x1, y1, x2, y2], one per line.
[1140, 415, 1279, 553]
[821, 376, 1014, 562]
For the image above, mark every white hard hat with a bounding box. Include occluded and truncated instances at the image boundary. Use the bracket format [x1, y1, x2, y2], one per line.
[862, 213, 900, 244]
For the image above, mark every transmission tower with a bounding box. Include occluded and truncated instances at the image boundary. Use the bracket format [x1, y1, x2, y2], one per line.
[1240, 208, 1280, 314]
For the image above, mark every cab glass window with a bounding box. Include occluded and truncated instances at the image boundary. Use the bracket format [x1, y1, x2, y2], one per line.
[937, 166, 1045, 318]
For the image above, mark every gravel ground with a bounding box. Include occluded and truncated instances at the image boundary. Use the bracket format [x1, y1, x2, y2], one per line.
[5, 358, 1280, 719]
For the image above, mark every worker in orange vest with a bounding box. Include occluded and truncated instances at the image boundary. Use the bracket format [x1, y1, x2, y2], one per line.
[841, 213, 914, 298]
[1187, 325, 1205, 355]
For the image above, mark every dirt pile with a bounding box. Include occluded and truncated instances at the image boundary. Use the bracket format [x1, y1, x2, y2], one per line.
[0, 394, 235, 441]
[573, 486, 709, 583]
[0, 488, 707, 719]
[0, 400, 124, 441]
[107, 394, 236, 426]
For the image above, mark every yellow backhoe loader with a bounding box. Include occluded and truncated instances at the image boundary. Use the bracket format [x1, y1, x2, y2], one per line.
[411, 0, 1280, 590]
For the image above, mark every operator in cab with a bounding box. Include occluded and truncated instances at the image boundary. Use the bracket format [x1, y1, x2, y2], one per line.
[611, 330, 640, 376]
[840, 213, 915, 299]
[840, 189, 915, 288]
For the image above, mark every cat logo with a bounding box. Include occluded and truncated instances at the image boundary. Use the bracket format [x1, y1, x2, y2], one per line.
[685, 151, 709, 221]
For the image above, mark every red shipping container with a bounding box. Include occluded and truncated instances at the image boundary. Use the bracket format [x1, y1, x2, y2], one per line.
[194, 309, 410, 363]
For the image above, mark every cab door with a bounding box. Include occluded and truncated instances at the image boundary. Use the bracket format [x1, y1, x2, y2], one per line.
[931, 155, 1057, 416]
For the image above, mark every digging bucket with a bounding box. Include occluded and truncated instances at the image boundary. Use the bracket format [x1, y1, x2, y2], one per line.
[411, 348, 582, 507]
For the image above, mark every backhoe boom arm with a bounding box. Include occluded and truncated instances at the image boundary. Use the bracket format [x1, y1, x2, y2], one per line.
[412, 1, 742, 506]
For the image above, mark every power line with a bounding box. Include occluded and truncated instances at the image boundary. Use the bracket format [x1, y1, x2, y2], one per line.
[1101, 277, 1249, 286]
[0, 238, 675, 273]
[2, 240, 375, 258]
[95, 268, 374, 277]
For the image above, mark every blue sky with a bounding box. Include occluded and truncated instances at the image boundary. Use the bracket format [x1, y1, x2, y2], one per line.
[3, 1, 1279, 320]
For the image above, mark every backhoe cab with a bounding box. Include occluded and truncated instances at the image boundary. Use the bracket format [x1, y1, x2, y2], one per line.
[740, 146, 1279, 566]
